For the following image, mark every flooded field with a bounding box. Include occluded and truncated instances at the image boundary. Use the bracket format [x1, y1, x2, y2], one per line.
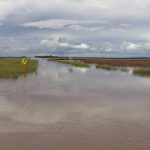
[0, 59, 150, 150]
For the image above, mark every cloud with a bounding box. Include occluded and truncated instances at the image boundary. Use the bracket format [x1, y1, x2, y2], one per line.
[1, 0, 150, 23]
[0, 0, 17, 20]
[67, 24, 105, 31]
[120, 23, 130, 28]
[127, 43, 141, 50]
[40, 36, 91, 50]
[21, 19, 107, 32]
[97, 42, 113, 52]
[121, 42, 142, 50]
[10, 0, 108, 21]
[59, 43, 90, 49]
[1, 0, 150, 57]
[21, 19, 84, 29]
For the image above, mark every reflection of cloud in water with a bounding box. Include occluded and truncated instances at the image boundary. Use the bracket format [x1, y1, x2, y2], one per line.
[0, 88, 150, 127]
[0, 59, 150, 132]
[37, 60, 71, 81]
[0, 95, 106, 125]
[127, 68, 133, 75]
[73, 67, 89, 74]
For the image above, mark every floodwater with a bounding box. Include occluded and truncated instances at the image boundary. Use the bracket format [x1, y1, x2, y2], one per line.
[0, 59, 150, 150]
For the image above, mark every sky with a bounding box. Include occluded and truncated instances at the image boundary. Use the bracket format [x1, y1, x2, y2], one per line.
[0, 0, 150, 57]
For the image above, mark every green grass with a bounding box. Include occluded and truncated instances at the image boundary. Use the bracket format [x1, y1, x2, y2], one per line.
[0, 58, 38, 79]
[133, 68, 150, 77]
[96, 64, 129, 72]
[120, 68, 129, 72]
[96, 64, 118, 71]
[48, 59, 90, 68]
[48, 59, 130, 73]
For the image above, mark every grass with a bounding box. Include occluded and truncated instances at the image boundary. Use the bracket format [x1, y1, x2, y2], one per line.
[49, 59, 130, 72]
[120, 68, 129, 72]
[96, 64, 118, 71]
[81, 59, 150, 67]
[96, 64, 129, 73]
[48, 59, 90, 68]
[0, 58, 38, 79]
[133, 68, 150, 77]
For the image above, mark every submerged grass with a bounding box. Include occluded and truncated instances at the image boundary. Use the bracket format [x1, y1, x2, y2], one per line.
[49, 59, 130, 72]
[0, 58, 38, 79]
[48, 58, 150, 78]
[120, 68, 129, 72]
[96, 64, 118, 71]
[133, 68, 150, 77]
[96, 64, 129, 72]
[48, 59, 90, 68]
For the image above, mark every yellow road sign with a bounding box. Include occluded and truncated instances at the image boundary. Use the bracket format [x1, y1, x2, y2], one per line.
[21, 59, 28, 65]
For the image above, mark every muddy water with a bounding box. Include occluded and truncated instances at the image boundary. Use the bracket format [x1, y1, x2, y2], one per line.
[0, 59, 150, 150]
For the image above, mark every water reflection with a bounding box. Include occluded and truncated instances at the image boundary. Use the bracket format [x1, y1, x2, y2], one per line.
[0, 59, 150, 132]
[21, 74, 27, 81]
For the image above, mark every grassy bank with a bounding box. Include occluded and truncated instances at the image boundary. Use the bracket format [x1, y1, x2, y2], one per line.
[133, 68, 150, 77]
[0, 58, 38, 79]
[48, 59, 89, 68]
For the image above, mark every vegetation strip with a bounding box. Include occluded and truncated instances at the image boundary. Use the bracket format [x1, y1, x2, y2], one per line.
[0, 58, 38, 79]
[96, 64, 129, 72]
[133, 68, 150, 77]
[48, 57, 150, 77]
[44, 56, 150, 67]
[48, 59, 89, 68]
[96, 64, 118, 71]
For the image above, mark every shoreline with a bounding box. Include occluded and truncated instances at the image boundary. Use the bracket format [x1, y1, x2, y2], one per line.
[43, 56, 150, 67]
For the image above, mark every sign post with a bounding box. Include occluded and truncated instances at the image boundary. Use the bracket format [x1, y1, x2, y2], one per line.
[21, 59, 28, 68]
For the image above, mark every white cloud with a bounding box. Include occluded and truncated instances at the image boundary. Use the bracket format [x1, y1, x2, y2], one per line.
[0, 0, 17, 20]
[111, 28, 126, 32]
[121, 42, 142, 50]
[104, 47, 112, 52]
[120, 23, 130, 28]
[21, 19, 107, 31]
[59, 43, 90, 49]
[40, 36, 90, 50]
[22, 19, 85, 29]
[127, 43, 140, 50]
[1, 0, 150, 22]
[67, 24, 105, 31]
